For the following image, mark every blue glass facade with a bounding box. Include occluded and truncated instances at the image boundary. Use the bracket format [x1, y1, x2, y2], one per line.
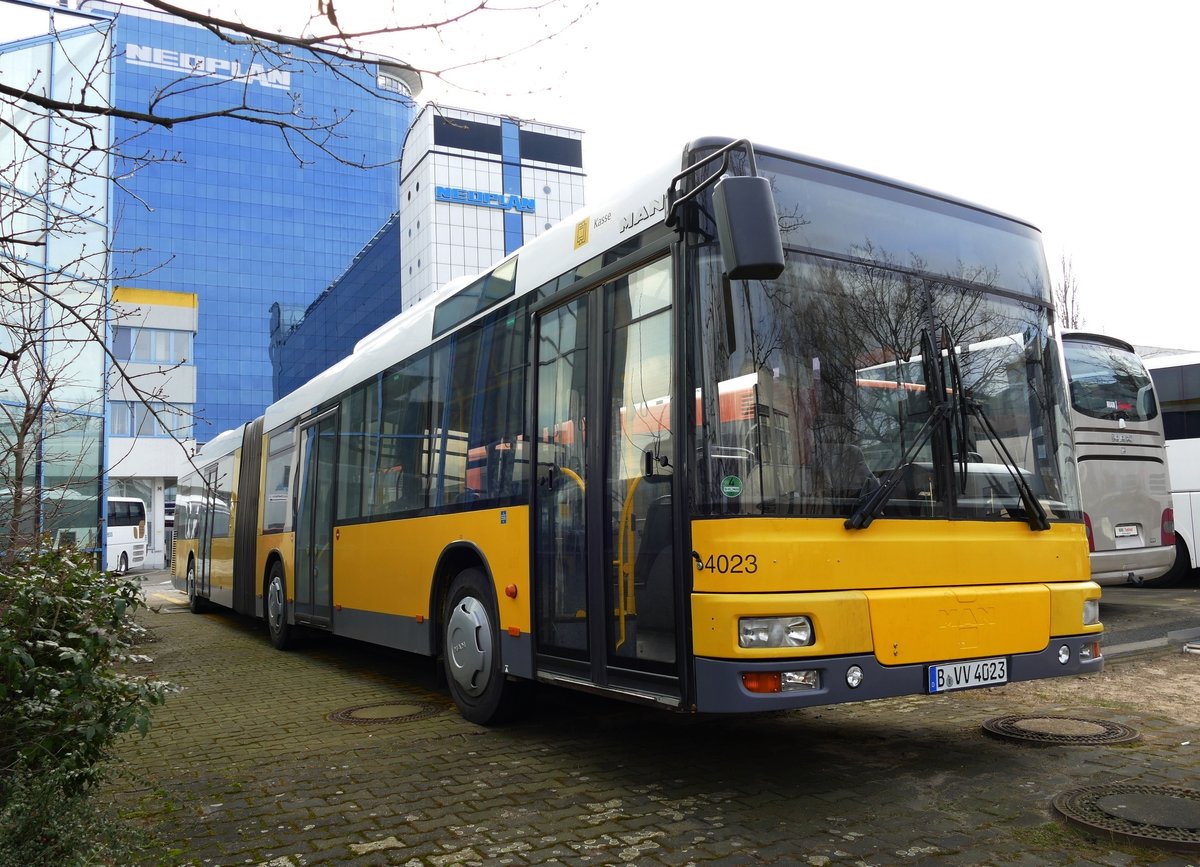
[270, 214, 403, 398]
[94, 5, 416, 440]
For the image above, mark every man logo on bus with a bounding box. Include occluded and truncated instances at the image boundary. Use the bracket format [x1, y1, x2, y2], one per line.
[620, 195, 665, 234]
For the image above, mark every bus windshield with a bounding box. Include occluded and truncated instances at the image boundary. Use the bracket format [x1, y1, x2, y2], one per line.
[691, 153, 1080, 523]
[1063, 336, 1158, 422]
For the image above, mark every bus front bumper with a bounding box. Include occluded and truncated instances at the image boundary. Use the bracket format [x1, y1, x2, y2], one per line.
[692, 636, 1103, 713]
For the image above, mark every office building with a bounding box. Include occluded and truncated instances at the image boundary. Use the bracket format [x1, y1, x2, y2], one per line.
[3, 1, 586, 567]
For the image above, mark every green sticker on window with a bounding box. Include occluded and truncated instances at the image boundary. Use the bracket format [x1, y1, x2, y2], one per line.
[720, 476, 743, 498]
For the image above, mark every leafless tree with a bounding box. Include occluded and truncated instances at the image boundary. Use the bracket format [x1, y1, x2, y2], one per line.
[1053, 253, 1084, 329]
[1, 0, 592, 550]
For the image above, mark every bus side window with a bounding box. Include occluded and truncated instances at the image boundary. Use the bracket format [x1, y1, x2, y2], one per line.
[375, 353, 433, 515]
[263, 428, 294, 532]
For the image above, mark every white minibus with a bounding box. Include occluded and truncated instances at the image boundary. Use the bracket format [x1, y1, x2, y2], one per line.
[106, 496, 147, 574]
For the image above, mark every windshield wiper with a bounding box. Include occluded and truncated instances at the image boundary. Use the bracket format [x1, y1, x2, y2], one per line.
[846, 328, 949, 531]
[942, 326, 1051, 532]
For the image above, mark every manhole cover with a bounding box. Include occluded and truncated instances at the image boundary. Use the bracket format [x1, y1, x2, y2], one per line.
[1054, 784, 1200, 852]
[982, 714, 1139, 745]
[327, 700, 444, 725]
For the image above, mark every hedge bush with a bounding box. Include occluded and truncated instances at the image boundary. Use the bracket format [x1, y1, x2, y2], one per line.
[0, 547, 173, 864]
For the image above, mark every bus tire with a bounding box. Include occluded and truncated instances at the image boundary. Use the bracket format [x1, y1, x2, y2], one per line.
[186, 558, 206, 613]
[266, 561, 292, 650]
[1143, 537, 1192, 588]
[442, 568, 521, 725]
[117, 552, 129, 575]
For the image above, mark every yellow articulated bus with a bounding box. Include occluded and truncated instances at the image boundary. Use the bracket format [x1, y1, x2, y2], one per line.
[172, 138, 1102, 724]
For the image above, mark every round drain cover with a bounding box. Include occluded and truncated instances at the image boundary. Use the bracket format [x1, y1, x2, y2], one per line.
[1096, 792, 1200, 830]
[982, 714, 1139, 745]
[327, 701, 443, 725]
[1054, 784, 1200, 852]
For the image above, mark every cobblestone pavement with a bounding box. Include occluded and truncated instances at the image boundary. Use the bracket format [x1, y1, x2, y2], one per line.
[102, 577, 1200, 866]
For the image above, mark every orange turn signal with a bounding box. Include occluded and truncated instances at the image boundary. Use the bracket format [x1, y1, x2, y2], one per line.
[741, 672, 782, 694]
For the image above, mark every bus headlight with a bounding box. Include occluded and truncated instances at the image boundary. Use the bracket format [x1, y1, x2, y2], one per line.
[739, 616, 814, 648]
[1083, 599, 1100, 626]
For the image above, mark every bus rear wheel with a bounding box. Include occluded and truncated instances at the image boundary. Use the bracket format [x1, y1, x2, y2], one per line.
[442, 568, 521, 725]
[1143, 537, 1192, 588]
[187, 559, 206, 613]
[266, 562, 292, 650]
[117, 552, 129, 575]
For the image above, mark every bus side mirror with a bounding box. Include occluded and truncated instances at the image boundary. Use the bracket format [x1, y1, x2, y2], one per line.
[712, 174, 786, 281]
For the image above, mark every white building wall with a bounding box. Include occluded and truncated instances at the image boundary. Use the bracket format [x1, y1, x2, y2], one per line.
[107, 288, 199, 569]
[399, 105, 585, 310]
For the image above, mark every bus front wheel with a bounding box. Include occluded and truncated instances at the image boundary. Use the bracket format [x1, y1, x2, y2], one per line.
[442, 568, 521, 725]
[266, 562, 292, 650]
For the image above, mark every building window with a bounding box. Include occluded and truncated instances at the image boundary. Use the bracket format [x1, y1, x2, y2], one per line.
[112, 326, 194, 365]
[109, 401, 194, 439]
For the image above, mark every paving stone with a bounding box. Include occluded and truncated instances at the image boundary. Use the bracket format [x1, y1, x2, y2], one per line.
[101, 594, 1200, 867]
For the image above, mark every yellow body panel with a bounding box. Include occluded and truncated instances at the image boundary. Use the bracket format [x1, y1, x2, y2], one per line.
[1049, 580, 1103, 636]
[171, 538, 198, 581]
[209, 532, 235, 593]
[689, 517, 1101, 664]
[691, 518, 1090, 592]
[332, 507, 531, 631]
[256, 531, 293, 600]
[692, 591, 873, 658]
[865, 585, 1048, 664]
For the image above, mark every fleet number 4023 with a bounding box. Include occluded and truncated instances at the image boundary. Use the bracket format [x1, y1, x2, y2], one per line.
[696, 553, 758, 573]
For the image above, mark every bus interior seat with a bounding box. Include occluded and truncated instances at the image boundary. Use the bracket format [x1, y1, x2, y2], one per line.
[632, 480, 674, 633]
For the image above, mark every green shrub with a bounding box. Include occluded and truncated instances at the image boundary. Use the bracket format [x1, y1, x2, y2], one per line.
[0, 547, 172, 863]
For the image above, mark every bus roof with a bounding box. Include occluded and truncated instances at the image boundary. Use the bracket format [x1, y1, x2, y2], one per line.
[1062, 330, 1138, 353]
[195, 424, 245, 464]
[1143, 350, 1200, 371]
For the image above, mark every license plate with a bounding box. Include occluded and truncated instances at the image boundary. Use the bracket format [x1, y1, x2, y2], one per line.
[928, 657, 1008, 693]
[1115, 524, 1138, 537]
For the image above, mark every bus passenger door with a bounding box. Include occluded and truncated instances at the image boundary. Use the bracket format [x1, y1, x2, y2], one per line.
[533, 257, 680, 697]
[196, 465, 217, 599]
[295, 412, 336, 627]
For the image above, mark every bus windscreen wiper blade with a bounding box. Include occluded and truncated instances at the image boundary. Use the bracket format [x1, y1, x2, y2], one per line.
[961, 398, 1052, 531]
[941, 326, 1050, 531]
[846, 328, 947, 531]
[844, 400, 952, 530]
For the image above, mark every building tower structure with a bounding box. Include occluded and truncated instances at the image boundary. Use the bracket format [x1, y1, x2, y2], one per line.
[269, 105, 586, 400]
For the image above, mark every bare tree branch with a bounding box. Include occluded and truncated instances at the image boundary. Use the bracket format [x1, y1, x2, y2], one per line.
[1053, 254, 1083, 330]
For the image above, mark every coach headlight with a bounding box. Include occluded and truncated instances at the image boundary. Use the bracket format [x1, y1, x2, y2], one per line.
[1083, 599, 1100, 626]
[739, 616, 814, 648]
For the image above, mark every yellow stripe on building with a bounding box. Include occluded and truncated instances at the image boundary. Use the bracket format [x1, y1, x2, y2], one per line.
[112, 287, 198, 308]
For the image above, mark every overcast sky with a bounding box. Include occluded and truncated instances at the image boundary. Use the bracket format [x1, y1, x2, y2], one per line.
[211, 0, 1200, 350]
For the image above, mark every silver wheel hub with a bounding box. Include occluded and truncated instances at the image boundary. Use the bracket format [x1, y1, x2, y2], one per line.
[268, 575, 284, 630]
[446, 596, 492, 696]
